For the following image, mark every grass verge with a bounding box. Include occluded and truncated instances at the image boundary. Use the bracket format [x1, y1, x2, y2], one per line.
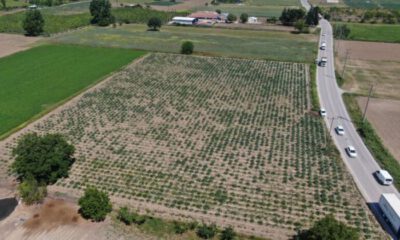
[0, 44, 146, 139]
[310, 64, 320, 111]
[112, 208, 266, 240]
[342, 93, 400, 190]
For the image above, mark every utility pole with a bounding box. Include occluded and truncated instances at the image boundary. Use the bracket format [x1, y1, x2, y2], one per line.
[362, 85, 374, 123]
[342, 49, 350, 77]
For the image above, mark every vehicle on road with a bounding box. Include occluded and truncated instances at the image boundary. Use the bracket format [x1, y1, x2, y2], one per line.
[345, 146, 357, 158]
[319, 57, 327, 67]
[379, 193, 400, 236]
[320, 42, 326, 50]
[375, 170, 394, 186]
[320, 108, 327, 117]
[335, 125, 345, 136]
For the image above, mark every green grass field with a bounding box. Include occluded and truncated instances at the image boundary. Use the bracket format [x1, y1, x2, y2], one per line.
[0, 11, 91, 34]
[344, 23, 400, 43]
[51, 24, 317, 62]
[0, 0, 27, 9]
[344, 0, 400, 9]
[0, 44, 145, 137]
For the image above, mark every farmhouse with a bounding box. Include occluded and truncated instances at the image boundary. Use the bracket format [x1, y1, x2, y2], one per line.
[171, 17, 198, 25]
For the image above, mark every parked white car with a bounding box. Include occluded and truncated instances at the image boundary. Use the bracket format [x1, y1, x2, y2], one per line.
[375, 170, 394, 186]
[335, 125, 345, 136]
[345, 146, 357, 158]
[320, 108, 327, 117]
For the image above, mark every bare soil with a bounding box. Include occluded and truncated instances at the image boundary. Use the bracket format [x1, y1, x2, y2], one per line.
[336, 40, 400, 61]
[0, 198, 110, 240]
[0, 33, 42, 58]
[357, 97, 400, 163]
[335, 40, 400, 100]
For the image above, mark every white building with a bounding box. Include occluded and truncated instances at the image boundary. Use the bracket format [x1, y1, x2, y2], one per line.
[171, 17, 198, 26]
[248, 17, 258, 24]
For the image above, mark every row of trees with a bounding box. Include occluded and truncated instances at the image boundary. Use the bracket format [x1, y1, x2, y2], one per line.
[279, 6, 321, 33]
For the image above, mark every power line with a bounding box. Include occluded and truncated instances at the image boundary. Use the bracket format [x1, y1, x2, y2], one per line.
[362, 85, 374, 123]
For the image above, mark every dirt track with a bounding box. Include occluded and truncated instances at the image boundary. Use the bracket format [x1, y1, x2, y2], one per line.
[0, 34, 42, 58]
[357, 97, 400, 163]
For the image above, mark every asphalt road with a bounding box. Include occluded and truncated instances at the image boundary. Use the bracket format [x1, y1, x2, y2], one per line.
[299, 0, 400, 238]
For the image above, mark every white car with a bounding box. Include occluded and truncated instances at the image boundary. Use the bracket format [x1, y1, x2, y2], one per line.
[374, 170, 394, 186]
[345, 146, 357, 158]
[320, 108, 327, 117]
[335, 125, 345, 136]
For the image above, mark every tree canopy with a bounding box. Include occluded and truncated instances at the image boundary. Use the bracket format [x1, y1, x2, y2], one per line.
[226, 13, 237, 23]
[147, 17, 162, 31]
[23, 10, 45, 36]
[11, 133, 75, 185]
[297, 215, 360, 240]
[89, 0, 114, 26]
[18, 175, 47, 205]
[78, 187, 112, 221]
[306, 6, 321, 26]
[279, 8, 306, 26]
[240, 13, 248, 23]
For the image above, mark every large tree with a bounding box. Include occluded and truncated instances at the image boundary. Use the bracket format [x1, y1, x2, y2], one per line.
[89, 0, 114, 26]
[306, 6, 321, 26]
[1, 0, 6, 9]
[297, 215, 360, 240]
[279, 8, 306, 26]
[147, 17, 162, 31]
[79, 187, 112, 221]
[11, 133, 75, 184]
[22, 10, 45, 36]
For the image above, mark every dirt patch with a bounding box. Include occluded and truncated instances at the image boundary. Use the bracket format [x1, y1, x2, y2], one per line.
[336, 40, 400, 61]
[0, 34, 42, 58]
[335, 40, 400, 100]
[357, 97, 400, 163]
[23, 199, 82, 232]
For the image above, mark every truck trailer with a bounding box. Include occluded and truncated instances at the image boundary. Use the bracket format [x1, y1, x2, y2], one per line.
[379, 193, 400, 236]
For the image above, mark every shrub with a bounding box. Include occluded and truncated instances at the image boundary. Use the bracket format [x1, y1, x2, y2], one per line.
[117, 206, 147, 225]
[78, 187, 112, 221]
[294, 19, 309, 33]
[173, 221, 189, 234]
[181, 41, 194, 54]
[18, 175, 47, 205]
[11, 133, 75, 185]
[220, 226, 236, 240]
[23, 9, 44, 36]
[196, 223, 217, 239]
[297, 215, 359, 240]
[147, 16, 162, 31]
[226, 13, 237, 23]
[240, 13, 248, 23]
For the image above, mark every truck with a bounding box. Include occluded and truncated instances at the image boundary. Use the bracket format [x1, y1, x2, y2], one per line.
[379, 193, 400, 236]
[319, 57, 327, 67]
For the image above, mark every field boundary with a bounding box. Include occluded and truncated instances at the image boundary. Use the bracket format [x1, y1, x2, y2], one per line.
[0, 50, 149, 141]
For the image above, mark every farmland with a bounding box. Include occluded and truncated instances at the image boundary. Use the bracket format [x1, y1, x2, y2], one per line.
[192, 0, 300, 17]
[344, 0, 400, 9]
[0, 44, 145, 137]
[344, 23, 400, 43]
[0, 53, 382, 239]
[51, 24, 317, 62]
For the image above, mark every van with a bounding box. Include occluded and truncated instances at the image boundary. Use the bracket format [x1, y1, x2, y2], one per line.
[320, 42, 326, 50]
[375, 170, 393, 185]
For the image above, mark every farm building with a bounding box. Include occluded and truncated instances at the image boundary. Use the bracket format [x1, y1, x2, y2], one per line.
[188, 11, 226, 22]
[248, 17, 258, 24]
[171, 17, 198, 25]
